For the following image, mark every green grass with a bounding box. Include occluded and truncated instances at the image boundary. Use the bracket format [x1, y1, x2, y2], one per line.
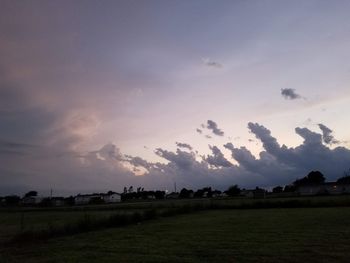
[1, 195, 350, 243]
[0, 210, 135, 243]
[2, 207, 350, 263]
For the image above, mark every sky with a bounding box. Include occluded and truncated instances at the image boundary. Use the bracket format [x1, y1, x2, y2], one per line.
[1, 0, 350, 196]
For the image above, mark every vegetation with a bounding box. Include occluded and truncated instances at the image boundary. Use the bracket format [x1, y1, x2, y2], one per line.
[2, 207, 350, 263]
[225, 184, 241, 196]
[1, 195, 350, 244]
[293, 170, 325, 186]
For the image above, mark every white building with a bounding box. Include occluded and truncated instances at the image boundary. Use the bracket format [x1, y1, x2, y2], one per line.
[102, 193, 121, 203]
[75, 192, 121, 205]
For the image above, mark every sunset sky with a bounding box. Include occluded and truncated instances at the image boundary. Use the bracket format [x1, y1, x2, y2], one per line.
[1, 0, 350, 195]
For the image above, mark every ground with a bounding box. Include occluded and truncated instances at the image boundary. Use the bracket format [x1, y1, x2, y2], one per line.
[1, 206, 350, 263]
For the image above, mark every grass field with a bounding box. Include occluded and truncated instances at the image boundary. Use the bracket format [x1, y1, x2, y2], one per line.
[1, 196, 350, 262]
[1, 207, 350, 263]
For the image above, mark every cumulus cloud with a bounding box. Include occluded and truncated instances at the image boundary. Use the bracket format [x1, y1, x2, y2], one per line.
[204, 145, 233, 168]
[2, 118, 350, 195]
[176, 142, 193, 150]
[318, 123, 339, 145]
[281, 88, 302, 100]
[124, 155, 154, 171]
[207, 120, 224, 136]
[246, 122, 350, 183]
[202, 58, 223, 68]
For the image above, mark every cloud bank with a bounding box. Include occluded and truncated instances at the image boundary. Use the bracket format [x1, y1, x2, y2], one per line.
[2, 117, 350, 196]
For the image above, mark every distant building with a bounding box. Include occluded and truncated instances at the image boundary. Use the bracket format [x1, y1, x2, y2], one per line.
[297, 182, 350, 196]
[253, 188, 266, 199]
[75, 192, 121, 205]
[51, 197, 65, 206]
[240, 190, 254, 198]
[102, 192, 121, 203]
[166, 192, 179, 199]
[21, 196, 43, 205]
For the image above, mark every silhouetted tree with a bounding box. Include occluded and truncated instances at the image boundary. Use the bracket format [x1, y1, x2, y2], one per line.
[179, 188, 194, 199]
[272, 186, 283, 193]
[24, 191, 37, 197]
[293, 171, 325, 187]
[337, 176, 350, 184]
[64, 196, 75, 206]
[284, 184, 296, 192]
[225, 185, 241, 197]
[337, 169, 350, 184]
[154, 190, 165, 199]
[4, 195, 20, 206]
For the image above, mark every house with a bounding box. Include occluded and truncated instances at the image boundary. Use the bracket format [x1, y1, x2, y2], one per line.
[240, 190, 254, 198]
[253, 188, 266, 199]
[74, 194, 101, 205]
[297, 182, 350, 196]
[102, 192, 121, 203]
[75, 192, 121, 205]
[21, 196, 44, 205]
[51, 197, 65, 206]
[297, 184, 324, 196]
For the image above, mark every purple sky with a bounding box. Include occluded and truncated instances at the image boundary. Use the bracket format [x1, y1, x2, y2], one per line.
[1, 0, 350, 195]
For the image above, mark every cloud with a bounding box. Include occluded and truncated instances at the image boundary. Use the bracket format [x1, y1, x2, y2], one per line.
[202, 58, 223, 68]
[281, 88, 302, 100]
[246, 122, 350, 183]
[176, 142, 193, 150]
[196, 128, 203, 134]
[0, 140, 37, 156]
[124, 155, 154, 170]
[155, 148, 196, 170]
[2, 119, 350, 195]
[207, 120, 224, 136]
[247, 122, 280, 155]
[204, 145, 233, 168]
[317, 123, 339, 145]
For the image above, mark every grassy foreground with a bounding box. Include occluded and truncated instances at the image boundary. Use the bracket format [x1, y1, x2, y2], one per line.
[2, 207, 350, 263]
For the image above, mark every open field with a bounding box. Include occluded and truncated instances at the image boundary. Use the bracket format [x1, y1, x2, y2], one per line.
[2, 207, 350, 263]
[1, 195, 350, 243]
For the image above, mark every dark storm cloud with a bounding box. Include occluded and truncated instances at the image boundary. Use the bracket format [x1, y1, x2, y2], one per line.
[318, 123, 339, 145]
[207, 120, 224, 136]
[176, 142, 193, 150]
[281, 88, 302, 100]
